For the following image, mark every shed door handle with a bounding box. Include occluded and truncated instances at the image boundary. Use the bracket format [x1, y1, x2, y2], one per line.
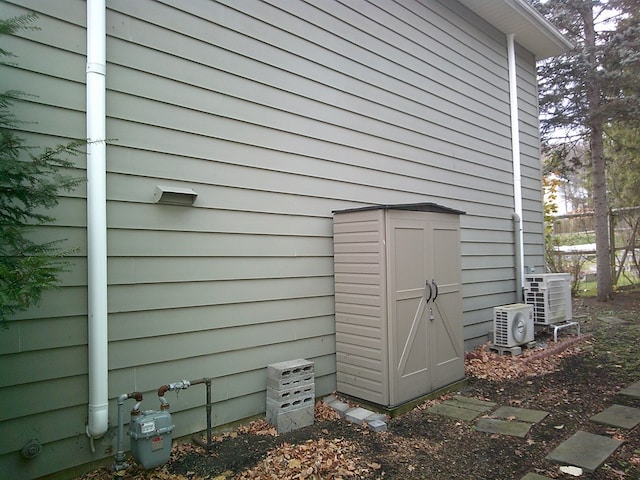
[432, 279, 438, 302]
[425, 280, 432, 303]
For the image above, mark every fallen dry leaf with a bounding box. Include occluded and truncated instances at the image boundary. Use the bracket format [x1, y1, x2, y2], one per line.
[234, 436, 375, 480]
[465, 334, 590, 381]
[211, 472, 233, 480]
[315, 399, 342, 422]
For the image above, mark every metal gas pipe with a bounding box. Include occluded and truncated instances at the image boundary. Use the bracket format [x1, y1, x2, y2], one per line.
[157, 378, 214, 450]
[113, 391, 143, 472]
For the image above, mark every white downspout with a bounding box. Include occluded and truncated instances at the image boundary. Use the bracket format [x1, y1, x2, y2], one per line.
[507, 33, 525, 302]
[86, 0, 108, 443]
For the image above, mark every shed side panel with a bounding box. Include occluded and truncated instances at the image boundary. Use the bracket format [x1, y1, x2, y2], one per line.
[334, 209, 389, 405]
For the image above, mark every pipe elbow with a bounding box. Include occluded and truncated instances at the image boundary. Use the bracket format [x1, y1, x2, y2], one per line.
[86, 404, 109, 438]
[157, 385, 170, 397]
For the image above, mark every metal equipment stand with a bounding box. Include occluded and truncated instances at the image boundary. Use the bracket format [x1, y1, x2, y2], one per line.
[551, 321, 581, 342]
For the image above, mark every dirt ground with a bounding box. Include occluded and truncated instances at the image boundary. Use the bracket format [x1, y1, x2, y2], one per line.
[79, 289, 640, 480]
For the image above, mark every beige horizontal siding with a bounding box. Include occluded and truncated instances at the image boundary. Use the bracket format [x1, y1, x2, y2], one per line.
[0, 346, 87, 388]
[0, 0, 547, 477]
[107, 256, 334, 285]
[0, 376, 87, 422]
[108, 297, 335, 340]
[0, 316, 87, 354]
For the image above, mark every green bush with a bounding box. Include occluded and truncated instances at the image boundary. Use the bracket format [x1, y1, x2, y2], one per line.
[1, 14, 83, 326]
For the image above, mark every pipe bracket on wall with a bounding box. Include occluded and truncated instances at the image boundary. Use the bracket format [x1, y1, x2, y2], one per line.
[86, 62, 106, 75]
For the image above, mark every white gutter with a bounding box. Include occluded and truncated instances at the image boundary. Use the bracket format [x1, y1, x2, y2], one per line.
[86, 0, 108, 443]
[507, 33, 525, 301]
[458, 0, 573, 60]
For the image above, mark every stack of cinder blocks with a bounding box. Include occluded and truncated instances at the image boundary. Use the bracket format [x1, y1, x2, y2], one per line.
[266, 358, 315, 433]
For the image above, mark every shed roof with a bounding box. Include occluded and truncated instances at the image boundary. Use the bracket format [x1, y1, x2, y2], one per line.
[458, 0, 573, 59]
[333, 202, 466, 215]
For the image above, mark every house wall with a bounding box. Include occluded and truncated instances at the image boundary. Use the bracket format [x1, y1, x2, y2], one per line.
[0, 0, 545, 477]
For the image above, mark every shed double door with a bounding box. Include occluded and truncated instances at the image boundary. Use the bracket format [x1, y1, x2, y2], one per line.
[386, 210, 463, 406]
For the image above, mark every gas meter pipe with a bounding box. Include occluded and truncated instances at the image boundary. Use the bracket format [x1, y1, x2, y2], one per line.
[156, 378, 214, 450]
[113, 392, 143, 472]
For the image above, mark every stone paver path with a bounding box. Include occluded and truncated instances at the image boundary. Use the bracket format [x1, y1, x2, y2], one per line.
[390, 378, 640, 477]
[426, 378, 640, 477]
[426, 396, 550, 437]
[426, 396, 550, 438]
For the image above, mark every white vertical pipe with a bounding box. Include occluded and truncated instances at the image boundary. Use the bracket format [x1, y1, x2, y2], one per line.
[507, 34, 525, 297]
[86, 0, 108, 441]
[513, 213, 524, 302]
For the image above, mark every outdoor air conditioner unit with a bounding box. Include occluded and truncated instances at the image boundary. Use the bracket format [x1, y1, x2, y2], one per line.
[493, 303, 534, 348]
[524, 273, 572, 325]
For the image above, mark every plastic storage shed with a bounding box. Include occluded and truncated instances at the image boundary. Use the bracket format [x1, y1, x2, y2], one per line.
[333, 203, 465, 407]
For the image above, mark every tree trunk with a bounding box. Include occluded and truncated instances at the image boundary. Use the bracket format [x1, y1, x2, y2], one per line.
[583, 3, 612, 301]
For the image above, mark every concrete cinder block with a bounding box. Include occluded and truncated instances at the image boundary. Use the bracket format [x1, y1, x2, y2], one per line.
[266, 358, 314, 391]
[268, 404, 315, 433]
[322, 394, 338, 405]
[327, 400, 351, 417]
[266, 395, 315, 425]
[364, 413, 387, 424]
[266, 374, 314, 391]
[367, 419, 387, 432]
[345, 407, 375, 425]
[265, 358, 316, 434]
[266, 383, 315, 402]
[267, 359, 314, 380]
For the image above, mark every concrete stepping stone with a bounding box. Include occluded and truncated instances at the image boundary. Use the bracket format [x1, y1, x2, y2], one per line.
[345, 407, 375, 425]
[619, 380, 640, 399]
[451, 395, 497, 412]
[492, 406, 549, 424]
[598, 315, 627, 325]
[322, 395, 388, 431]
[590, 404, 640, 429]
[427, 402, 482, 421]
[521, 474, 554, 480]
[426, 396, 496, 421]
[367, 419, 387, 432]
[475, 406, 549, 437]
[545, 430, 623, 473]
[475, 417, 535, 437]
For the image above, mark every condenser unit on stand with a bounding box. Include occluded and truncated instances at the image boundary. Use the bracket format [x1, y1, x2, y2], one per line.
[524, 273, 572, 325]
[493, 303, 534, 348]
[524, 273, 580, 341]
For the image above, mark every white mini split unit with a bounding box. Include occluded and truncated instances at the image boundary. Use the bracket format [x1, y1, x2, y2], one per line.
[493, 303, 534, 348]
[524, 273, 572, 325]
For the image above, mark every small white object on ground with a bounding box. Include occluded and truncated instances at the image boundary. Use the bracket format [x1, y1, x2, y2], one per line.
[560, 465, 583, 476]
